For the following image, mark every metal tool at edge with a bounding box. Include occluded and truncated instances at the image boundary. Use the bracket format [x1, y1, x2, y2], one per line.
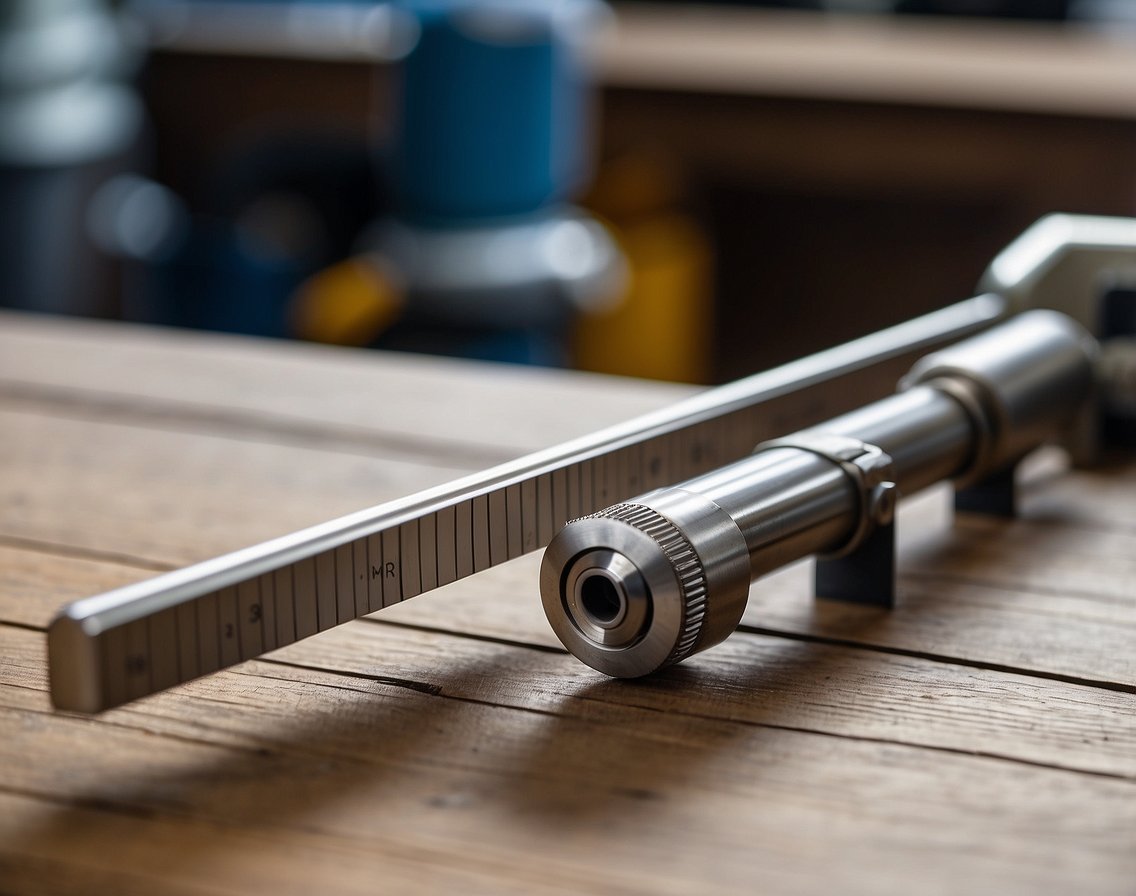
[48, 214, 1136, 712]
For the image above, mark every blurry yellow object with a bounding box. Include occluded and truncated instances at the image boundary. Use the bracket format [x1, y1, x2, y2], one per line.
[291, 256, 404, 346]
[576, 155, 713, 384]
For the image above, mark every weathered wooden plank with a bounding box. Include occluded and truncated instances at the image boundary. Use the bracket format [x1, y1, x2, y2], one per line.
[1026, 469, 1136, 533]
[0, 542, 162, 630]
[0, 310, 687, 462]
[0, 407, 470, 565]
[913, 516, 1136, 603]
[2, 625, 1135, 896]
[6, 611, 1131, 781]
[0, 791, 597, 896]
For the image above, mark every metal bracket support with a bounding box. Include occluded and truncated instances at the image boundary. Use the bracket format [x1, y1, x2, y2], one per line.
[954, 461, 1020, 518]
[755, 433, 899, 608]
[816, 519, 897, 609]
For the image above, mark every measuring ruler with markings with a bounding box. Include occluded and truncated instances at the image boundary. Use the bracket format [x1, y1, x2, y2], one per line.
[47, 295, 1007, 712]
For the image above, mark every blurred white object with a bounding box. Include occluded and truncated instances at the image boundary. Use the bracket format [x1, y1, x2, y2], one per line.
[0, 0, 143, 166]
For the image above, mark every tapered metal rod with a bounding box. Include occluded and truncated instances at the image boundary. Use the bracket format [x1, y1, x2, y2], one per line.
[539, 311, 1097, 677]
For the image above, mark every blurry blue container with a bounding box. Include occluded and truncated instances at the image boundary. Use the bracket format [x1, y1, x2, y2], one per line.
[391, 0, 600, 221]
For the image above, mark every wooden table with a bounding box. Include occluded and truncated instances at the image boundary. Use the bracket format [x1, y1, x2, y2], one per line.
[1, 310, 1134, 894]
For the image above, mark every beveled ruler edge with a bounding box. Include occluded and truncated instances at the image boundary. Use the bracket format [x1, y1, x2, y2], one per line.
[47, 294, 1007, 713]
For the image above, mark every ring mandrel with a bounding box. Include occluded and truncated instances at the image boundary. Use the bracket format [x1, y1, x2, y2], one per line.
[540, 310, 1099, 677]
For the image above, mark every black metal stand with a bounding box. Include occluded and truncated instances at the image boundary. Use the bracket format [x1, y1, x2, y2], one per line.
[815, 519, 897, 609]
[954, 462, 1019, 518]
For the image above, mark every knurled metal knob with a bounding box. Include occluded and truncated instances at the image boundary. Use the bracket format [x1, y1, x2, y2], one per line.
[540, 493, 751, 678]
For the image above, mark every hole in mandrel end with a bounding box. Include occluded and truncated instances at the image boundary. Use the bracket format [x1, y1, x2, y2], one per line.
[579, 573, 624, 627]
[553, 543, 654, 654]
[566, 553, 642, 640]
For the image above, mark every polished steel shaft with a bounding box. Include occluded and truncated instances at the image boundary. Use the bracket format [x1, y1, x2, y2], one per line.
[540, 311, 1097, 677]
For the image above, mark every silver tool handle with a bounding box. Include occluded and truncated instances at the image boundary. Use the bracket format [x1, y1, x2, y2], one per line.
[539, 311, 1097, 677]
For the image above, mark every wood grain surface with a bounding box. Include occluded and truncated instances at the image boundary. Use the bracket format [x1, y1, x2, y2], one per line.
[1, 311, 1133, 895]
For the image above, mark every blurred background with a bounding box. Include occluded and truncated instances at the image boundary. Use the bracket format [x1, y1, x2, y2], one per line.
[4, 0, 1136, 384]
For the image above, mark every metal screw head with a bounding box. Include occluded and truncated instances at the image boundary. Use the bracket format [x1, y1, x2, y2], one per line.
[870, 481, 899, 526]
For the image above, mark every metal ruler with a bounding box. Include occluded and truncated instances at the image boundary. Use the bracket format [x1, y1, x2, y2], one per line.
[48, 295, 1008, 713]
